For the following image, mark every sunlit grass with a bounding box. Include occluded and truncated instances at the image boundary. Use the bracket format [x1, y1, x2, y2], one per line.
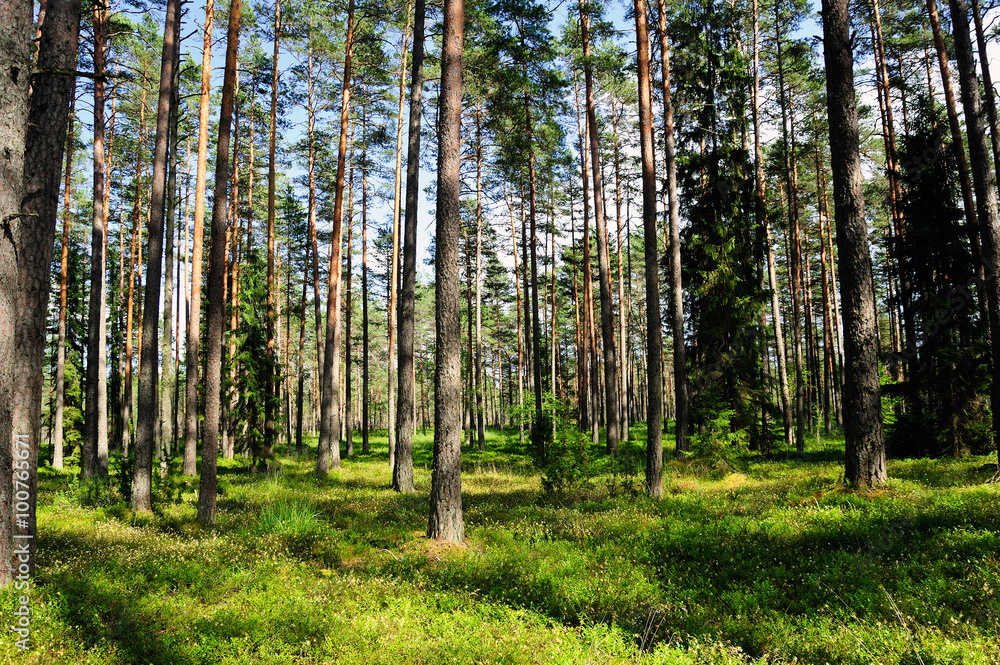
[3, 426, 999, 663]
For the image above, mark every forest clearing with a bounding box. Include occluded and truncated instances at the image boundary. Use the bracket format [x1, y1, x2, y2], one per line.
[7, 0, 1000, 660]
[1, 432, 999, 664]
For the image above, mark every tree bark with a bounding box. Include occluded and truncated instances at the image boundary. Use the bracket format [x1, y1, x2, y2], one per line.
[949, 0, 1000, 464]
[54, 87, 77, 470]
[133, 0, 180, 512]
[655, 0, 688, 455]
[394, 0, 423, 494]
[636, 0, 663, 496]
[317, 0, 355, 474]
[265, 0, 281, 459]
[822, 0, 886, 487]
[198, 0, 242, 526]
[84, 2, 109, 478]
[581, 5, 620, 456]
[185, 0, 216, 476]
[427, 0, 465, 543]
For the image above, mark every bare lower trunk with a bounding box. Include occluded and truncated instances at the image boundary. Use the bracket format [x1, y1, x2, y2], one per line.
[394, 0, 424, 494]
[198, 0, 242, 526]
[427, 0, 465, 542]
[822, 0, 885, 487]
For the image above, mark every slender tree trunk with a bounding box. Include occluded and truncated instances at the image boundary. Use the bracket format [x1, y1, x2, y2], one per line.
[949, 0, 1000, 464]
[474, 103, 486, 451]
[971, 0, 1000, 178]
[394, 0, 423, 493]
[185, 0, 216, 476]
[822, 0, 886, 487]
[318, 0, 355, 474]
[198, 0, 242, 526]
[427, 0, 465, 542]
[160, 49, 180, 464]
[54, 87, 77, 470]
[655, 0, 688, 454]
[750, 0, 792, 451]
[388, 3, 412, 467]
[133, 0, 180, 511]
[636, 0, 663, 496]
[362, 133, 370, 454]
[581, 5, 620, 455]
[265, 0, 281, 459]
[611, 96, 628, 439]
[84, 2, 109, 478]
[928, 0, 982, 261]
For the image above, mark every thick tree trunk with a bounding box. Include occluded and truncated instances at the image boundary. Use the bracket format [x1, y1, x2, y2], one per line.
[822, 0, 886, 487]
[655, 0, 688, 455]
[637, 0, 663, 497]
[133, 0, 180, 512]
[185, 0, 216, 476]
[0, 0, 33, 587]
[949, 0, 1000, 464]
[394, 0, 423, 494]
[317, 0, 355, 474]
[160, 51, 180, 463]
[198, 0, 241, 526]
[427, 0, 465, 543]
[12, 0, 81, 579]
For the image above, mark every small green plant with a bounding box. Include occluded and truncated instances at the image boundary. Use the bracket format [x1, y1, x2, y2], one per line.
[688, 409, 748, 474]
[257, 499, 325, 540]
[536, 394, 595, 496]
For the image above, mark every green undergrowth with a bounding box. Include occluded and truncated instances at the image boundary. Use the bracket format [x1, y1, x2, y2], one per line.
[3, 427, 1000, 663]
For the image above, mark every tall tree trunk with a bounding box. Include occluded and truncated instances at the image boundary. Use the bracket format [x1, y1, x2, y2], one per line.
[12, 0, 81, 578]
[388, 3, 412, 468]
[362, 133, 370, 455]
[655, 0, 688, 454]
[317, 0, 355, 474]
[949, 0, 1000, 465]
[198, 0, 242, 526]
[265, 0, 281, 459]
[474, 103, 486, 452]
[750, 0, 792, 451]
[345, 138, 355, 457]
[971, 0, 1000, 177]
[133, 0, 180, 511]
[611, 95, 628, 439]
[394, 0, 423, 493]
[160, 49, 180, 463]
[822, 0, 886, 487]
[0, 0, 33, 586]
[581, 5, 620, 455]
[185, 0, 216, 476]
[637, 0, 663, 496]
[573, 74, 591, 435]
[928, 0, 982, 260]
[427, 0, 465, 542]
[55, 87, 77, 470]
[84, 2, 109, 478]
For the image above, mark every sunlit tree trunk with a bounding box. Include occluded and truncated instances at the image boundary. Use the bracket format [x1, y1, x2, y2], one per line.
[427, 0, 465, 542]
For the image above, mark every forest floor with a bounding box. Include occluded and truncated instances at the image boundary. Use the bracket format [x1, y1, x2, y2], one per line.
[3, 428, 1000, 664]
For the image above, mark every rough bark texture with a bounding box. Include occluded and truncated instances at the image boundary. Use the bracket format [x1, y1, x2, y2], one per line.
[394, 0, 423, 494]
[317, 0, 355, 475]
[265, 0, 281, 458]
[15, 0, 82, 574]
[655, 0, 688, 455]
[822, 0, 886, 487]
[949, 0, 1000, 462]
[198, 0, 242, 527]
[427, 0, 465, 543]
[186, 0, 216, 477]
[133, 0, 180, 512]
[581, 6, 620, 456]
[635, 0, 663, 497]
[0, 0, 33, 585]
[84, 3, 109, 479]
